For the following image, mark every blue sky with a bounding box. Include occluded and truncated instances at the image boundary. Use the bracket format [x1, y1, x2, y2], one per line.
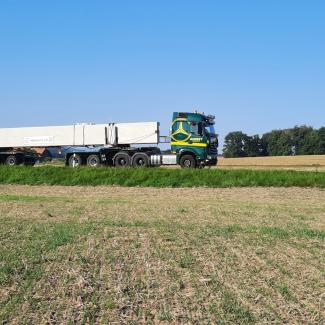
[0, 0, 324, 148]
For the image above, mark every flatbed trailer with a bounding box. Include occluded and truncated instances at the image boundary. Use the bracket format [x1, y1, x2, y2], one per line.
[0, 149, 36, 166]
[0, 112, 218, 168]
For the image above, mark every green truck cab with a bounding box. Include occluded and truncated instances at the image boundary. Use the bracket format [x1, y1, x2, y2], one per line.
[171, 112, 218, 168]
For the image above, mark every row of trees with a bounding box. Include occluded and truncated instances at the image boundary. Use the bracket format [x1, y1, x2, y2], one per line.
[223, 126, 325, 158]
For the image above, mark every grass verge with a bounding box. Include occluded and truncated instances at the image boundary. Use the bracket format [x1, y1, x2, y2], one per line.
[0, 166, 325, 187]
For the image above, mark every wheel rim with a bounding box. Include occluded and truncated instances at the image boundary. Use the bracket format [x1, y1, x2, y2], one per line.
[119, 158, 127, 166]
[8, 158, 16, 166]
[184, 159, 191, 167]
[90, 158, 98, 166]
[138, 159, 145, 166]
[71, 157, 80, 167]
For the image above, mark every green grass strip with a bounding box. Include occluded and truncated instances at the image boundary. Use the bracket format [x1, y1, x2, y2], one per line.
[0, 166, 325, 188]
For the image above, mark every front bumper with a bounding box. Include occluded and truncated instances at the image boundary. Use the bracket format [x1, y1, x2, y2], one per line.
[201, 156, 218, 166]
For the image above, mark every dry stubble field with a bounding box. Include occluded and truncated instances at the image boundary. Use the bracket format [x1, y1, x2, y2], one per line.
[0, 185, 324, 324]
[218, 155, 325, 171]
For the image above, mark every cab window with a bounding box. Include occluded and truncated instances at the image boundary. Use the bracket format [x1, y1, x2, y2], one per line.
[190, 122, 203, 135]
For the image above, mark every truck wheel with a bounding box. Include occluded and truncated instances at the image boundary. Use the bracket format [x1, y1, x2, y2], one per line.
[68, 154, 82, 167]
[114, 152, 130, 167]
[87, 155, 101, 167]
[131, 153, 149, 167]
[6, 155, 18, 166]
[180, 155, 196, 168]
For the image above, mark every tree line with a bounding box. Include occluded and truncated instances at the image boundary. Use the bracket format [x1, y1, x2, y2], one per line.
[223, 126, 325, 158]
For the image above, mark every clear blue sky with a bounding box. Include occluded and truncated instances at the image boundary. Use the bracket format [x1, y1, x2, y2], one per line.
[1, 0, 324, 148]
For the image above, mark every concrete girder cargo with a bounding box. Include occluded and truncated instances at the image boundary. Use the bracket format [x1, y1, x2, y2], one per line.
[0, 122, 159, 148]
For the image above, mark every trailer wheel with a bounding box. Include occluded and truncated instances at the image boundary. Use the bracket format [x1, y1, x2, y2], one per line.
[131, 153, 149, 167]
[68, 154, 82, 167]
[180, 154, 196, 168]
[6, 155, 18, 166]
[87, 154, 101, 168]
[114, 152, 130, 167]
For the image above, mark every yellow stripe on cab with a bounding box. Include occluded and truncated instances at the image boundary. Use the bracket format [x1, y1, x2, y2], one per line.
[171, 141, 207, 147]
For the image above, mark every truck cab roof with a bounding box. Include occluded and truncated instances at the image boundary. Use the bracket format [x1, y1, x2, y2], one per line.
[173, 112, 215, 125]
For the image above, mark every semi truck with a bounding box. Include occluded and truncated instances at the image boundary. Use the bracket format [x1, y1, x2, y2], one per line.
[0, 112, 218, 168]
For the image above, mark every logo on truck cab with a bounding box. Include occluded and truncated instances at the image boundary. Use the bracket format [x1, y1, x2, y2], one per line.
[171, 118, 191, 142]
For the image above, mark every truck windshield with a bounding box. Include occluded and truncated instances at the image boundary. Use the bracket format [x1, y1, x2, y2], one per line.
[205, 125, 216, 135]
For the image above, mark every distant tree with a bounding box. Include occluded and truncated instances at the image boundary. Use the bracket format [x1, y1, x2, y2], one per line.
[262, 131, 278, 156]
[302, 130, 320, 155]
[278, 130, 294, 155]
[291, 126, 315, 155]
[259, 136, 268, 156]
[244, 135, 266, 157]
[223, 131, 249, 158]
[224, 126, 325, 157]
[316, 127, 325, 154]
[262, 130, 293, 156]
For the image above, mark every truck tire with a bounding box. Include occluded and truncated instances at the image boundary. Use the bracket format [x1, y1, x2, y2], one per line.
[68, 154, 82, 167]
[6, 155, 18, 166]
[87, 154, 101, 167]
[114, 152, 130, 167]
[180, 154, 196, 168]
[131, 153, 149, 167]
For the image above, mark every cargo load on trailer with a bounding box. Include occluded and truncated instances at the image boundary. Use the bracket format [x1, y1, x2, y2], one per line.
[0, 122, 159, 147]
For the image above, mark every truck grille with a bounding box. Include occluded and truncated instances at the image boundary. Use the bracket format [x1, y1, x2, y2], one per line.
[209, 144, 218, 155]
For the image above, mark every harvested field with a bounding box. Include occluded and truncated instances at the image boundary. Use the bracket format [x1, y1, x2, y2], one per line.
[218, 155, 325, 171]
[0, 185, 324, 324]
